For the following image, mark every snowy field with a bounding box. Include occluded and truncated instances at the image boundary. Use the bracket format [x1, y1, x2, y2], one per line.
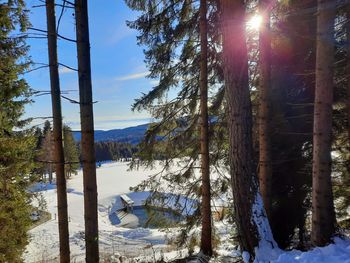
[24, 161, 350, 263]
[25, 161, 189, 262]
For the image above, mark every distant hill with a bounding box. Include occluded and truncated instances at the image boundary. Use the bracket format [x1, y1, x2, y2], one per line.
[73, 123, 149, 144]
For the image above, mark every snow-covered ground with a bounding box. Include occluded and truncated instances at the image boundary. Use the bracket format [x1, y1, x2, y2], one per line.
[269, 237, 350, 263]
[25, 161, 185, 262]
[25, 161, 350, 263]
[214, 236, 350, 263]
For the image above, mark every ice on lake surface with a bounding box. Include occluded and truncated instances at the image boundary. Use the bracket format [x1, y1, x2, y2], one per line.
[110, 205, 184, 228]
[107, 191, 194, 228]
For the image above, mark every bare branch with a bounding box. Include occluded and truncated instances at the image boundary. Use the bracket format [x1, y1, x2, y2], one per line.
[58, 63, 78, 72]
[28, 27, 76, 43]
[23, 65, 49, 74]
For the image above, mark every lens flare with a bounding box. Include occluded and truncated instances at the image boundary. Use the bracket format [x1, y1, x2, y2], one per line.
[247, 15, 263, 30]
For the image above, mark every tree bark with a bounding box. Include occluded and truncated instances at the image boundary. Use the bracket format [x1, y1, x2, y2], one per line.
[258, 0, 272, 217]
[311, 0, 336, 247]
[45, 0, 70, 261]
[220, 0, 276, 258]
[74, 1, 99, 261]
[346, 4, 350, 145]
[199, 0, 212, 256]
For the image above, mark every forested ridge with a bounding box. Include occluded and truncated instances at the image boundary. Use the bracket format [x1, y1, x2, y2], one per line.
[36, 121, 139, 165]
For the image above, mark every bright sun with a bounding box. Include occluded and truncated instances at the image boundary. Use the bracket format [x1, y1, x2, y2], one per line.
[247, 15, 263, 30]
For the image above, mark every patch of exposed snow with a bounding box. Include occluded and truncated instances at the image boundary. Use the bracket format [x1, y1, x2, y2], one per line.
[242, 251, 250, 263]
[270, 237, 350, 263]
[252, 192, 282, 262]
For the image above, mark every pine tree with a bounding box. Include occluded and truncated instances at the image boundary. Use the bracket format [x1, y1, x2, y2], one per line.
[265, 0, 317, 247]
[332, 0, 350, 228]
[125, 0, 228, 247]
[33, 127, 46, 181]
[125, 0, 344, 253]
[63, 125, 80, 178]
[74, 0, 99, 261]
[34, 127, 43, 148]
[258, 0, 272, 217]
[39, 129, 54, 183]
[43, 120, 51, 135]
[345, 0, 350, 155]
[94, 141, 138, 161]
[245, 1, 313, 248]
[199, 0, 212, 256]
[39, 120, 53, 182]
[45, 0, 70, 260]
[220, 0, 277, 258]
[311, 0, 336, 246]
[0, 1, 36, 261]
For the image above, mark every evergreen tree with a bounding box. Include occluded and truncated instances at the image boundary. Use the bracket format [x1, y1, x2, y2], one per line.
[34, 127, 43, 148]
[74, 0, 99, 260]
[63, 125, 80, 178]
[0, 1, 36, 261]
[220, 0, 277, 258]
[264, 0, 317, 247]
[45, 1, 71, 259]
[94, 141, 138, 161]
[258, 0, 273, 217]
[311, 0, 336, 246]
[199, 0, 212, 256]
[94, 142, 113, 161]
[125, 0, 226, 249]
[39, 127, 54, 183]
[33, 127, 46, 181]
[332, 1, 350, 227]
[39, 120, 53, 182]
[348, 3, 350, 144]
[43, 119, 51, 135]
[125, 0, 348, 253]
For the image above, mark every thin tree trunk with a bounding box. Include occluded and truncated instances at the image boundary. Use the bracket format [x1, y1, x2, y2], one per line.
[311, 0, 336, 247]
[347, 4, 350, 144]
[49, 163, 53, 184]
[220, 0, 277, 259]
[49, 131, 53, 184]
[74, 1, 99, 261]
[258, 0, 272, 217]
[199, 0, 212, 256]
[45, 0, 70, 261]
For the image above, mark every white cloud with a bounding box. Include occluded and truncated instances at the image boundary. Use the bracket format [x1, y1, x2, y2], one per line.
[59, 67, 75, 74]
[149, 80, 159, 86]
[115, 71, 149, 81]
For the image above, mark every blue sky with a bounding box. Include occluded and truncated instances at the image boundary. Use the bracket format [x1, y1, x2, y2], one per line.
[24, 0, 156, 130]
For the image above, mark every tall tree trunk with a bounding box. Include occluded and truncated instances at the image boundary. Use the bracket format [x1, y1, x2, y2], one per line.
[45, 0, 70, 261]
[311, 0, 336, 247]
[74, 1, 99, 261]
[258, 0, 272, 217]
[199, 0, 212, 256]
[220, 0, 277, 259]
[347, 4, 350, 145]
